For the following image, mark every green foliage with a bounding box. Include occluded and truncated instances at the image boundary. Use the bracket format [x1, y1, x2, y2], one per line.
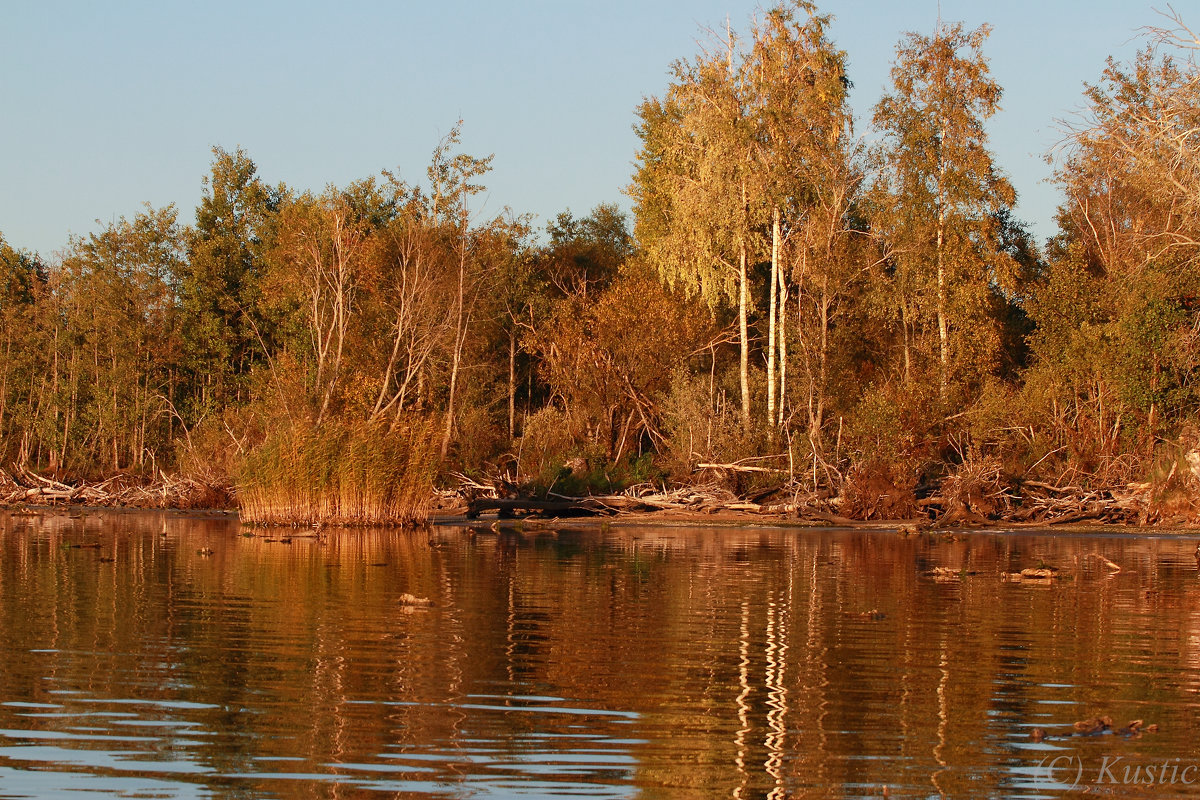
[0, 236, 48, 465]
[1116, 291, 1197, 417]
[543, 203, 631, 297]
[9, 206, 187, 475]
[843, 382, 942, 469]
[1029, 36, 1200, 472]
[658, 368, 761, 479]
[515, 407, 578, 485]
[180, 147, 279, 418]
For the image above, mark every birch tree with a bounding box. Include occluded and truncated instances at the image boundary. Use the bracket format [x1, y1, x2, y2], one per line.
[631, 24, 766, 431]
[747, 2, 856, 440]
[426, 123, 494, 459]
[871, 22, 1019, 399]
[270, 191, 369, 426]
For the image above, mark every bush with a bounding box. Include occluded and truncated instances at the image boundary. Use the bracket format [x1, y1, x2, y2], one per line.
[658, 368, 763, 483]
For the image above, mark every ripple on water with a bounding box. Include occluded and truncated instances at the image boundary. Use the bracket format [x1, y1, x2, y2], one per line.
[3, 515, 1200, 798]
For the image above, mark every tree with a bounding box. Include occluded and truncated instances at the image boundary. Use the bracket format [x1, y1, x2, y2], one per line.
[633, 1, 861, 443]
[871, 22, 1020, 399]
[631, 21, 765, 430]
[1031, 25, 1200, 447]
[543, 203, 631, 299]
[746, 2, 856, 441]
[269, 190, 370, 426]
[180, 147, 279, 417]
[529, 266, 711, 462]
[54, 207, 184, 472]
[425, 123, 495, 460]
[360, 185, 455, 429]
[1083, 12, 1200, 245]
[0, 235, 48, 463]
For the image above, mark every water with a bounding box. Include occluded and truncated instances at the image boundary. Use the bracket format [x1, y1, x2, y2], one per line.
[1, 509, 1199, 798]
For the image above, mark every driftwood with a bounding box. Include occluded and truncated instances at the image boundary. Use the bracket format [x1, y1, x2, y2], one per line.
[1, 466, 231, 510]
[459, 479, 837, 521]
[696, 462, 790, 475]
[467, 497, 617, 518]
[913, 475, 1154, 527]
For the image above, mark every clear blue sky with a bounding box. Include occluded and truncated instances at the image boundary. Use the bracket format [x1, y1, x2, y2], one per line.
[1, 0, 1165, 258]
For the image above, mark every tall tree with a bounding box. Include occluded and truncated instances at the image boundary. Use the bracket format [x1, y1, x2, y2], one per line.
[0, 235, 48, 463]
[180, 147, 278, 417]
[871, 22, 1019, 398]
[269, 190, 370, 427]
[631, 22, 765, 430]
[55, 207, 184, 472]
[747, 1, 856, 441]
[1084, 12, 1200, 244]
[425, 123, 495, 460]
[1033, 31, 1200, 442]
[544, 203, 631, 299]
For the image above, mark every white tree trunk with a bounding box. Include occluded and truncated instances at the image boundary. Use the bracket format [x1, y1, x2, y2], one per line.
[936, 123, 949, 398]
[777, 261, 788, 430]
[738, 241, 751, 430]
[767, 207, 780, 433]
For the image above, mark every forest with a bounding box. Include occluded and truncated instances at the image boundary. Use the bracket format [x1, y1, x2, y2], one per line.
[2, 2, 1199, 525]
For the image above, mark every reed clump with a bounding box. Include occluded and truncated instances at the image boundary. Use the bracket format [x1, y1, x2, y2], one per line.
[236, 416, 438, 526]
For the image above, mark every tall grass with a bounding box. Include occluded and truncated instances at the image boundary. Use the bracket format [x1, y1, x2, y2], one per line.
[236, 416, 438, 526]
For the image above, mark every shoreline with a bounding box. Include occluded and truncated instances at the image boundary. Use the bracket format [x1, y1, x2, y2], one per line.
[432, 509, 1200, 537]
[6, 501, 1200, 537]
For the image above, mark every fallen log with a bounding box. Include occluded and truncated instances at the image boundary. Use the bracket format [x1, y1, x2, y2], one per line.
[697, 462, 790, 474]
[798, 510, 857, 525]
[466, 497, 614, 519]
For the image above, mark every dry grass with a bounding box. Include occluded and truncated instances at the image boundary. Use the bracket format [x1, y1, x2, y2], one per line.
[236, 416, 438, 526]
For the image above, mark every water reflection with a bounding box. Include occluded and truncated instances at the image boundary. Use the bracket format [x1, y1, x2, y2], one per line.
[1, 509, 1199, 798]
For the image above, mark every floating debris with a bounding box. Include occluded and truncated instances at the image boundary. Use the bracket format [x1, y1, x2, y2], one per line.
[1003, 566, 1062, 582]
[928, 566, 978, 580]
[1087, 553, 1122, 573]
[1073, 716, 1113, 735]
[399, 593, 433, 607]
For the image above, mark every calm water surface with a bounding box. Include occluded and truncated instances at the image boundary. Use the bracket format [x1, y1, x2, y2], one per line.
[1, 509, 1199, 799]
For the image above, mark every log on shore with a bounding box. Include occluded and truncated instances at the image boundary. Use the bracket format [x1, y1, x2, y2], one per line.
[466, 497, 616, 518]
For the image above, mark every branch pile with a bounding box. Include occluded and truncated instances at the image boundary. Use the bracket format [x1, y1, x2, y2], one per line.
[913, 474, 1153, 527]
[1008, 481, 1150, 525]
[453, 462, 1167, 527]
[1, 467, 233, 510]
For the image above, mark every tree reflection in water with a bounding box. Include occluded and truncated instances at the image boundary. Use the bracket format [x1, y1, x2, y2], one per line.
[0, 509, 1197, 798]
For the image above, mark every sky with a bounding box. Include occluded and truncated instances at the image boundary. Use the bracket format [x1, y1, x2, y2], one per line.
[0, 0, 1171, 258]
